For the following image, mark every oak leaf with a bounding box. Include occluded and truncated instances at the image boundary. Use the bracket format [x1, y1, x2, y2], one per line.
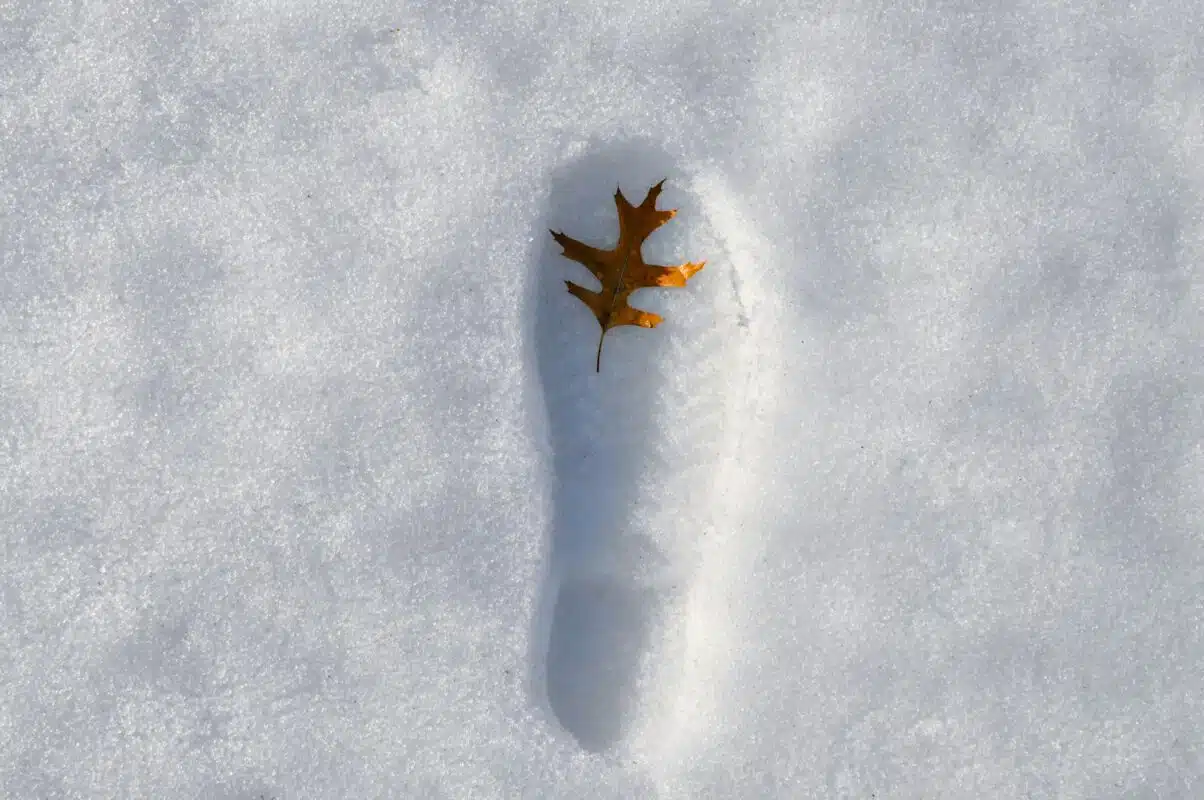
[550, 180, 705, 372]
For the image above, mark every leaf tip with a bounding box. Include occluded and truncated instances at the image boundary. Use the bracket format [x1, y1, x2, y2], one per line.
[643, 180, 666, 208]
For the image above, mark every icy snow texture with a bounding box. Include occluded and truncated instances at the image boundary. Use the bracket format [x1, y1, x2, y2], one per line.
[2, 0, 1203, 796]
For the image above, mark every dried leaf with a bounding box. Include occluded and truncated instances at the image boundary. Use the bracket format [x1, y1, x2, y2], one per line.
[551, 180, 705, 372]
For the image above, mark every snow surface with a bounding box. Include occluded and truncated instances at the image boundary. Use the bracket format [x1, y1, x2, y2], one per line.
[3, 0, 1203, 796]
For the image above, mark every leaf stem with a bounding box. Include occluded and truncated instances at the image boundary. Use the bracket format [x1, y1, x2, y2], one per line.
[596, 248, 630, 373]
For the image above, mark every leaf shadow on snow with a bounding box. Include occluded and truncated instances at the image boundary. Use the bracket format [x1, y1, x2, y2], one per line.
[529, 139, 685, 753]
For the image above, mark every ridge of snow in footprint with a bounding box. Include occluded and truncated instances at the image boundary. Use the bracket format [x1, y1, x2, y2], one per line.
[528, 143, 764, 757]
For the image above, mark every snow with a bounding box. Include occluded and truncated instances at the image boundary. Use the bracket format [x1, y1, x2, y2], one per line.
[2, 0, 1202, 796]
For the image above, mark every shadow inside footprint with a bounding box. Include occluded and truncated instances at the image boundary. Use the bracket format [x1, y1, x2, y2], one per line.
[531, 140, 684, 752]
[544, 574, 662, 752]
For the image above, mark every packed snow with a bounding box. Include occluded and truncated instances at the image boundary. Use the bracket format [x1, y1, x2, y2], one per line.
[2, 0, 1202, 796]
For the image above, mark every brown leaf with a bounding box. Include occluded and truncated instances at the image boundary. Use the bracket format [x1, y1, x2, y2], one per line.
[550, 180, 705, 372]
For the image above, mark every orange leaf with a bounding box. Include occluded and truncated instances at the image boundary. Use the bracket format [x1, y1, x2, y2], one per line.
[550, 180, 705, 372]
